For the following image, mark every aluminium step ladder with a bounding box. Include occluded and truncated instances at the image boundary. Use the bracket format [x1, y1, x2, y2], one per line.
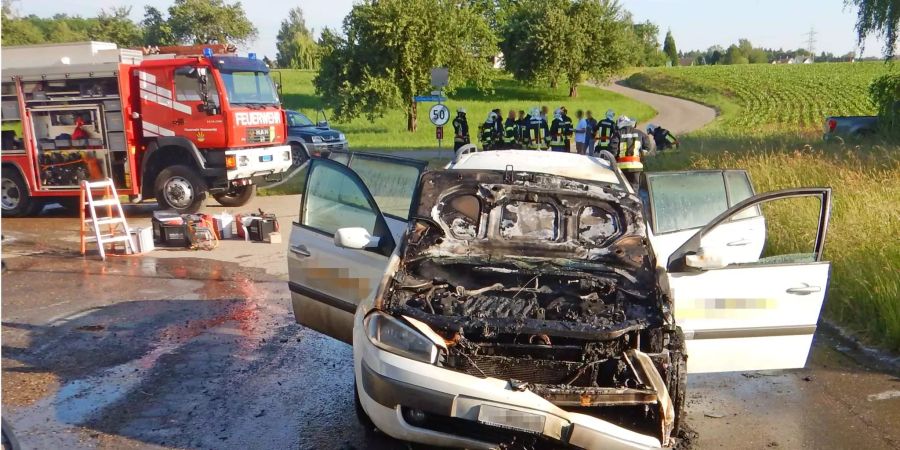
[80, 179, 134, 260]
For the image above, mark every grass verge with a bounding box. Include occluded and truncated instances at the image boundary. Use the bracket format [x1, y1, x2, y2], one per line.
[278, 70, 655, 149]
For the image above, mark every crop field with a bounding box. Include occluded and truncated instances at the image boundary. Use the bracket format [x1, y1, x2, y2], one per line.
[277, 70, 654, 149]
[631, 62, 900, 351]
[627, 62, 894, 134]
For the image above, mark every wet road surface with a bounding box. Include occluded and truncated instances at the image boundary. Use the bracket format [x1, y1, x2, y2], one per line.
[2, 202, 900, 450]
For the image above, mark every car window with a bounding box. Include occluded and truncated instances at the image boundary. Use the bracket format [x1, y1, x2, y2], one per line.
[302, 162, 377, 235]
[649, 172, 729, 233]
[648, 171, 756, 234]
[701, 195, 823, 267]
[500, 201, 558, 240]
[343, 155, 422, 220]
[288, 112, 313, 127]
[725, 171, 761, 220]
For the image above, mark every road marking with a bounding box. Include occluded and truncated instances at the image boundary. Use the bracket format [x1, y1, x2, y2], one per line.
[867, 390, 900, 401]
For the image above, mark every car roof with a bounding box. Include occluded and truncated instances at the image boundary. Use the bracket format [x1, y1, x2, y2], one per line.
[446, 150, 623, 185]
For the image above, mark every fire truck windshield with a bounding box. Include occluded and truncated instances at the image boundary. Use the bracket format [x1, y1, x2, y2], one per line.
[219, 70, 279, 106]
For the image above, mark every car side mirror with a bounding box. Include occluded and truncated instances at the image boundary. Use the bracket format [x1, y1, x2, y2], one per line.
[334, 227, 380, 250]
[684, 247, 728, 271]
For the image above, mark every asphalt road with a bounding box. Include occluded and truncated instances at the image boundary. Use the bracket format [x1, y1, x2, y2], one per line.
[2, 197, 900, 450]
[601, 81, 717, 135]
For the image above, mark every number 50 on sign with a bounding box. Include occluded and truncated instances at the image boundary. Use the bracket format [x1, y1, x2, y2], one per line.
[429, 104, 450, 126]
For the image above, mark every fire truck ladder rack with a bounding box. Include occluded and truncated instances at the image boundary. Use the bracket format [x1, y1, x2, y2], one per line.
[80, 179, 134, 261]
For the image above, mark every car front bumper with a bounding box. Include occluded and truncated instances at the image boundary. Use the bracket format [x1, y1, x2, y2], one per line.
[353, 316, 663, 450]
[307, 140, 349, 155]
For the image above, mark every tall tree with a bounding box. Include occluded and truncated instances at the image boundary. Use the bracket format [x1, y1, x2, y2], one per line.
[314, 0, 497, 132]
[167, 0, 257, 45]
[628, 20, 666, 67]
[663, 30, 678, 65]
[276, 7, 319, 69]
[142, 6, 176, 46]
[502, 0, 630, 96]
[90, 6, 142, 47]
[846, 0, 898, 59]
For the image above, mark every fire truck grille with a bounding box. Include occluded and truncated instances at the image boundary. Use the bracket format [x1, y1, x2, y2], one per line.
[247, 127, 271, 143]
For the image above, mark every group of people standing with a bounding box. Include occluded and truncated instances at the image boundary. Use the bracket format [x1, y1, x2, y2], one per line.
[452, 106, 679, 183]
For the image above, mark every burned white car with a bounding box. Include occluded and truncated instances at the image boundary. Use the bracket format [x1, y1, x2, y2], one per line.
[287, 150, 832, 449]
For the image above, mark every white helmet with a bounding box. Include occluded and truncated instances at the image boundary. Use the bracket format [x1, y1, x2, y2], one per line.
[605, 109, 615, 120]
[530, 107, 541, 118]
[486, 112, 497, 122]
[457, 107, 467, 114]
[617, 115, 635, 129]
[646, 123, 657, 133]
[553, 109, 562, 121]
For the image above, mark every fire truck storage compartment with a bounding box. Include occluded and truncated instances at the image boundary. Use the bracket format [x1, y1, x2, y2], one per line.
[30, 106, 110, 188]
[19, 74, 131, 191]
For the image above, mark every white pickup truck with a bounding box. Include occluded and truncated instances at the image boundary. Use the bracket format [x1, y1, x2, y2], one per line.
[286, 149, 832, 449]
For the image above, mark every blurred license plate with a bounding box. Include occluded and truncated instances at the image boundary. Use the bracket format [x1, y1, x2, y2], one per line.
[476, 405, 545, 434]
[260, 154, 273, 162]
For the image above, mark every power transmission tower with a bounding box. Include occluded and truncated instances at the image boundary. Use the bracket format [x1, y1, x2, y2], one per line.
[804, 27, 818, 61]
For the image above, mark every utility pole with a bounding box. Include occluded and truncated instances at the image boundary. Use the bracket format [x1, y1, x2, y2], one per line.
[804, 27, 818, 61]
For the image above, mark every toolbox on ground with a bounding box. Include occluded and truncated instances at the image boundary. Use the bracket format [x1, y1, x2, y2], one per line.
[248, 217, 277, 242]
[151, 210, 189, 247]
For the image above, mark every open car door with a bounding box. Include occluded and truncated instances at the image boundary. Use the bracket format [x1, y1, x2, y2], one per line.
[643, 170, 764, 266]
[664, 188, 832, 373]
[287, 153, 426, 344]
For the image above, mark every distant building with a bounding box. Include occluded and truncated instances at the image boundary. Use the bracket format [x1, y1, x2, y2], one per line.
[678, 57, 695, 66]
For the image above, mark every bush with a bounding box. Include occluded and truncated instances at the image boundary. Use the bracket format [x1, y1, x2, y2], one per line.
[869, 73, 900, 135]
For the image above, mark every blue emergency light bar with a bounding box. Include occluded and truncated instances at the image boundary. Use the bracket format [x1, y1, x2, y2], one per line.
[248, 53, 257, 60]
[203, 48, 214, 57]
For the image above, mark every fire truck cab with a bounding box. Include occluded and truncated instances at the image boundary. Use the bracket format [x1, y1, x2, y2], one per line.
[1, 41, 292, 216]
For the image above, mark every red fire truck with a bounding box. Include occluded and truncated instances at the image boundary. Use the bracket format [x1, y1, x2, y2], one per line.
[1, 41, 293, 216]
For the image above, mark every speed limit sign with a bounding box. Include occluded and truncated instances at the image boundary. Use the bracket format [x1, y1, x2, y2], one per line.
[429, 104, 450, 126]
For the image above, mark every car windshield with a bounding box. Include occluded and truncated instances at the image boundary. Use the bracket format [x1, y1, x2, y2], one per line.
[219, 70, 279, 105]
[288, 111, 314, 127]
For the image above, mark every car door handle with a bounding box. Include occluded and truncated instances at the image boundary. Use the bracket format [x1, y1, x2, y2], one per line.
[290, 244, 311, 257]
[786, 284, 821, 295]
[727, 238, 751, 247]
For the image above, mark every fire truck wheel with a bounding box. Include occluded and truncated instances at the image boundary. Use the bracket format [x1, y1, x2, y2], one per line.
[155, 165, 207, 214]
[212, 185, 256, 207]
[1, 167, 40, 217]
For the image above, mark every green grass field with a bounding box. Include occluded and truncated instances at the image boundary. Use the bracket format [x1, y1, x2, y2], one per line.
[630, 62, 900, 351]
[626, 62, 894, 134]
[277, 70, 655, 149]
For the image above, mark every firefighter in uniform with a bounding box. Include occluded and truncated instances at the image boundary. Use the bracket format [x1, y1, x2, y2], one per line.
[548, 109, 572, 152]
[611, 115, 646, 186]
[452, 108, 470, 152]
[480, 111, 499, 150]
[502, 110, 519, 149]
[647, 124, 679, 151]
[559, 107, 574, 152]
[593, 109, 617, 155]
[516, 110, 528, 146]
[526, 107, 549, 150]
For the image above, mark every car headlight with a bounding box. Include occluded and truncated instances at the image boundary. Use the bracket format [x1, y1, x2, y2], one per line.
[365, 312, 438, 364]
[338, 133, 346, 141]
[310, 136, 324, 144]
[238, 155, 249, 167]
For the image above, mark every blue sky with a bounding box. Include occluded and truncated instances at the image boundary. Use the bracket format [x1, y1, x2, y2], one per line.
[10, 0, 885, 59]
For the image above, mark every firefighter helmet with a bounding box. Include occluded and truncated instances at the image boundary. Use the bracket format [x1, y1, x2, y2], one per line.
[617, 115, 635, 129]
[646, 123, 658, 133]
[606, 109, 615, 121]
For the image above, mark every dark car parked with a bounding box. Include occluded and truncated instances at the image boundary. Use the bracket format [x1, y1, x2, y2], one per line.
[286, 110, 349, 167]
